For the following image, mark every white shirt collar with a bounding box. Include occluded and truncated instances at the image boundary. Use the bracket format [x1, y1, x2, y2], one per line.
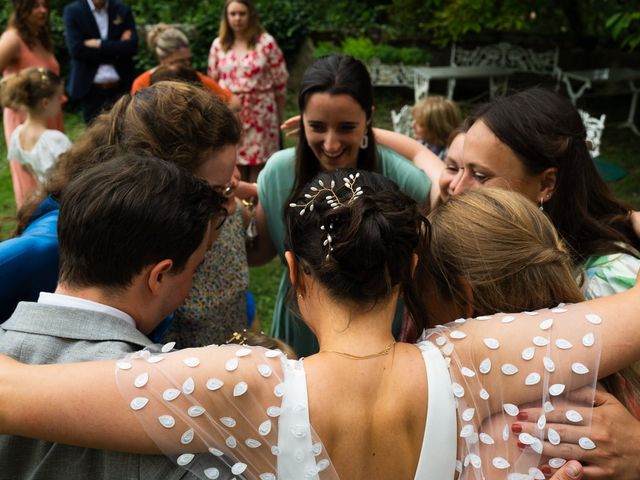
[38, 292, 136, 328]
[86, 0, 108, 13]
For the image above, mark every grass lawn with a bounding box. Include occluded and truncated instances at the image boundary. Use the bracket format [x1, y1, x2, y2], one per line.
[1, 87, 639, 332]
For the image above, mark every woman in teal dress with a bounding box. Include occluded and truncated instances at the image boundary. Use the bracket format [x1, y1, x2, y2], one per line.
[249, 55, 442, 357]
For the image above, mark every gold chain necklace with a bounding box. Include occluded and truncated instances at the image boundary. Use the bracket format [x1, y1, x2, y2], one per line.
[319, 340, 396, 360]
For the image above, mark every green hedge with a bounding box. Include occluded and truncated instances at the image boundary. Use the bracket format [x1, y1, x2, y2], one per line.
[315, 37, 430, 65]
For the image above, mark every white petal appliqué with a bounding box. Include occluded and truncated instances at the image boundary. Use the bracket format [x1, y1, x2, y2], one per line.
[483, 338, 500, 350]
[220, 416, 236, 428]
[233, 381, 248, 397]
[549, 458, 567, 469]
[116, 361, 132, 370]
[450, 330, 467, 339]
[479, 358, 491, 374]
[452, 383, 465, 398]
[274, 383, 285, 397]
[236, 348, 252, 357]
[525, 372, 541, 385]
[492, 457, 510, 469]
[549, 384, 566, 396]
[548, 427, 561, 445]
[226, 435, 237, 448]
[544, 401, 555, 413]
[521, 347, 535, 361]
[163, 388, 180, 401]
[158, 415, 175, 428]
[524, 311, 539, 316]
[551, 307, 568, 313]
[572, 362, 590, 375]
[579, 437, 596, 450]
[147, 355, 164, 364]
[539, 318, 554, 330]
[258, 364, 273, 377]
[267, 406, 281, 417]
[543, 356, 556, 373]
[585, 313, 602, 325]
[181, 429, 194, 445]
[441, 343, 455, 356]
[204, 468, 220, 479]
[177, 453, 194, 466]
[183, 357, 200, 368]
[208, 447, 224, 456]
[259, 419, 272, 436]
[479, 388, 490, 400]
[461, 367, 476, 377]
[259, 474, 276, 480]
[501, 315, 515, 323]
[134, 372, 148, 388]
[503, 404, 519, 417]
[555, 338, 573, 350]
[187, 406, 206, 418]
[245, 438, 261, 448]
[264, 349, 281, 358]
[533, 336, 550, 347]
[566, 410, 583, 423]
[582, 332, 595, 347]
[231, 463, 248, 475]
[529, 467, 546, 480]
[182, 377, 195, 395]
[501, 364, 518, 375]
[460, 424, 475, 438]
[130, 397, 148, 411]
[206, 378, 224, 391]
[479, 433, 495, 444]
[518, 432, 535, 445]
[161, 342, 175, 353]
[225, 358, 239, 372]
[462, 408, 475, 421]
[537, 414, 546, 430]
[502, 424, 509, 441]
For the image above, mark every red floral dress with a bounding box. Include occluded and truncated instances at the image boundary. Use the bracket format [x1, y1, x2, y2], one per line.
[208, 33, 288, 166]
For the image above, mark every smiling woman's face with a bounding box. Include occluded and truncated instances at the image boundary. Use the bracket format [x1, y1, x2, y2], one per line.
[453, 120, 543, 203]
[302, 92, 367, 172]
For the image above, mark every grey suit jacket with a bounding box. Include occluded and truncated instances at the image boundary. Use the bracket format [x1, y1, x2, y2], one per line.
[0, 302, 195, 480]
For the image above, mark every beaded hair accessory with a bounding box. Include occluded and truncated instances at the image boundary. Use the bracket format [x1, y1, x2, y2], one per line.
[36, 68, 49, 85]
[289, 172, 364, 260]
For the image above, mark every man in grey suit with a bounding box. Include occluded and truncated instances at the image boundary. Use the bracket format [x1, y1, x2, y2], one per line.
[0, 154, 227, 479]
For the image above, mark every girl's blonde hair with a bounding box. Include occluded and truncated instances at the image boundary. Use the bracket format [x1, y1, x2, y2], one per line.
[218, 0, 264, 52]
[412, 95, 461, 149]
[0, 67, 61, 110]
[416, 188, 640, 414]
[146, 24, 189, 61]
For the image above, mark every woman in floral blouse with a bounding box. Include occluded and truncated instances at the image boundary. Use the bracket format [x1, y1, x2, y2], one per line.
[208, 0, 288, 182]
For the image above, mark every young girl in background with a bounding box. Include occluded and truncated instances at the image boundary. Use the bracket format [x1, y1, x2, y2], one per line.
[411, 95, 461, 160]
[1, 68, 70, 190]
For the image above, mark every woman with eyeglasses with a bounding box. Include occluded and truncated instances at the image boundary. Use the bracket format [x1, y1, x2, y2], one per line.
[1, 82, 252, 347]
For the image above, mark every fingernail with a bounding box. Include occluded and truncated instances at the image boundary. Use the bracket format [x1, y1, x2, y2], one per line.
[540, 465, 551, 475]
[517, 411, 528, 420]
[517, 441, 526, 449]
[565, 461, 582, 478]
[511, 423, 522, 433]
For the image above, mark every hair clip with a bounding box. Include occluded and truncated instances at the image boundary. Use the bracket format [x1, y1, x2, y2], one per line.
[288, 172, 363, 216]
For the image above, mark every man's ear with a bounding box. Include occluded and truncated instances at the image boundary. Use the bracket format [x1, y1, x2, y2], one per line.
[147, 259, 174, 296]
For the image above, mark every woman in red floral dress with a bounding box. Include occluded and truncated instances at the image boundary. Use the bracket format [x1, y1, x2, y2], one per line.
[208, 0, 288, 182]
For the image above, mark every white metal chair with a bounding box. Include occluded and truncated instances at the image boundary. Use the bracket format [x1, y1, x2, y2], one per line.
[390, 105, 413, 138]
[578, 109, 606, 159]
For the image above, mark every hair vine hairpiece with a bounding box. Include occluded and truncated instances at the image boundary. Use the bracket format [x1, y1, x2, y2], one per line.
[288, 172, 363, 215]
[289, 172, 364, 260]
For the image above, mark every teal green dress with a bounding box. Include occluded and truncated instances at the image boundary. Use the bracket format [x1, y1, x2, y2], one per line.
[258, 146, 430, 357]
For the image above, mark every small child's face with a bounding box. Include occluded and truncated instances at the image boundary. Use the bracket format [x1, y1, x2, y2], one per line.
[42, 86, 66, 118]
[412, 119, 437, 145]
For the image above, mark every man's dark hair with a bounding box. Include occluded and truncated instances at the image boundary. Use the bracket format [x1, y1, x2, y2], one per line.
[58, 153, 225, 290]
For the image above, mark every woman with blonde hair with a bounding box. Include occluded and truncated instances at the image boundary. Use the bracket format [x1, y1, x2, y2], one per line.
[0, 0, 63, 208]
[130, 24, 239, 111]
[208, 0, 288, 182]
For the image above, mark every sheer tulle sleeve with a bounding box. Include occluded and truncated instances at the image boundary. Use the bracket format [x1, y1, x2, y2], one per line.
[424, 304, 602, 479]
[116, 343, 339, 480]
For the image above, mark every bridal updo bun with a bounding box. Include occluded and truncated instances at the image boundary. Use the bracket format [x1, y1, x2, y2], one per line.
[285, 169, 426, 305]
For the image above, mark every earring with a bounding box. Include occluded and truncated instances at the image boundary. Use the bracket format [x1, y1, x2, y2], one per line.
[539, 197, 544, 211]
[297, 293, 304, 300]
[360, 134, 368, 150]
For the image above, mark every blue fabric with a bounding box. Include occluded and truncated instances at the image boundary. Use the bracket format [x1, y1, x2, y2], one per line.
[246, 291, 256, 327]
[0, 198, 60, 322]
